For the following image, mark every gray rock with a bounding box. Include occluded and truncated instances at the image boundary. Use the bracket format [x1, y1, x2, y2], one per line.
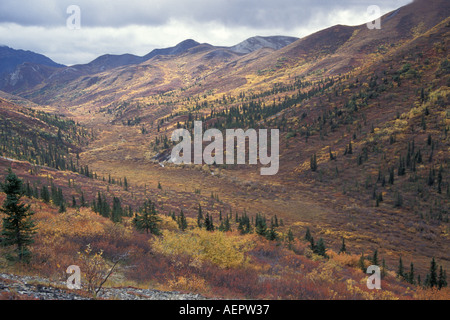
[0, 273, 207, 300]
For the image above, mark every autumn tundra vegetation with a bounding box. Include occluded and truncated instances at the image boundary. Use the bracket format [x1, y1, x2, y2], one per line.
[0, 167, 448, 300]
[0, 0, 449, 300]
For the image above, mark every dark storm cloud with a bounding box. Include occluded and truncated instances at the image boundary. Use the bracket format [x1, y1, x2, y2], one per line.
[0, 0, 411, 29]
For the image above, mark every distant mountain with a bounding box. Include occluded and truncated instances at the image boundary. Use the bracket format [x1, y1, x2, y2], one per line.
[0, 46, 65, 76]
[228, 36, 298, 54]
[77, 54, 145, 74]
[143, 39, 201, 60]
[0, 40, 206, 93]
[0, 36, 298, 94]
[75, 40, 202, 74]
[69, 37, 295, 74]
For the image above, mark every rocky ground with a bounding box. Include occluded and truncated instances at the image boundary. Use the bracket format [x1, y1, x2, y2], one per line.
[0, 273, 206, 300]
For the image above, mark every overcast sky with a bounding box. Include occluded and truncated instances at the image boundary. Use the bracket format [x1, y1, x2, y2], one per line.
[0, 0, 412, 66]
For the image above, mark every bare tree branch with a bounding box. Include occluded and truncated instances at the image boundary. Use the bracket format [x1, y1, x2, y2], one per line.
[95, 252, 130, 296]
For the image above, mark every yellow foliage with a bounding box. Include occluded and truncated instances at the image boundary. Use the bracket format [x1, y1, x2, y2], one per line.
[159, 215, 179, 231]
[413, 287, 450, 300]
[345, 279, 399, 300]
[428, 86, 449, 105]
[394, 118, 408, 129]
[38, 207, 108, 242]
[328, 250, 360, 268]
[152, 229, 256, 269]
[77, 244, 110, 294]
[166, 275, 208, 293]
[306, 262, 339, 284]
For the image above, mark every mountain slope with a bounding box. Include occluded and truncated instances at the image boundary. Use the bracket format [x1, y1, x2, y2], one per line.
[0, 46, 65, 93]
[228, 36, 298, 54]
[0, 62, 61, 93]
[75, 54, 145, 74]
[0, 97, 90, 170]
[0, 46, 65, 76]
[56, 0, 450, 277]
[143, 39, 202, 60]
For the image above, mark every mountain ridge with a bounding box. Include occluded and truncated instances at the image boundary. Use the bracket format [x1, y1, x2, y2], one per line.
[0, 46, 65, 75]
[0, 36, 298, 94]
[227, 35, 299, 54]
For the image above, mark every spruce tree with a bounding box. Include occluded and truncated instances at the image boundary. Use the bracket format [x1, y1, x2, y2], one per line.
[273, 215, 279, 228]
[255, 214, 267, 236]
[428, 257, 438, 288]
[397, 257, 405, 280]
[437, 165, 443, 194]
[123, 177, 128, 191]
[381, 258, 387, 278]
[0, 169, 36, 262]
[80, 192, 86, 207]
[225, 216, 232, 232]
[24, 181, 32, 198]
[309, 236, 315, 252]
[427, 168, 434, 186]
[371, 249, 379, 266]
[358, 252, 366, 272]
[314, 238, 327, 258]
[287, 229, 294, 249]
[305, 227, 312, 242]
[98, 193, 110, 218]
[58, 201, 66, 213]
[438, 266, 447, 289]
[329, 148, 336, 161]
[111, 197, 123, 223]
[339, 237, 347, 254]
[424, 274, 431, 287]
[237, 213, 251, 234]
[310, 154, 318, 172]
[389, 167, 395, 185]
[219, 216, 232, 232]
[408, 263, 415, 285]
[266, 223, 278, 241]
[377, 192, 383, 203]
[177, 210, 188, 231]
[197, 204, 204, 229]
[204, 213, 214, 231]
[133, 200, 161, 235]
[41, 185, 50, 203]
